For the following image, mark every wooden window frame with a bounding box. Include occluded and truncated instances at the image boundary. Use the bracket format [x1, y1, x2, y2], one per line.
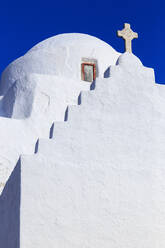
[81, 62, 96, 82]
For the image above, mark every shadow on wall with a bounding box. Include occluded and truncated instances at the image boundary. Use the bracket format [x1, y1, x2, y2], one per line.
[0, 159, 21, 248]
[104, 67, 110, 78]
[0, 97, 7, 118]
[0, 75, 36, 119]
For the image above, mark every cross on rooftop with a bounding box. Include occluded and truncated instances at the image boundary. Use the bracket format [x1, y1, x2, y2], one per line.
[117, 23, 138, 53]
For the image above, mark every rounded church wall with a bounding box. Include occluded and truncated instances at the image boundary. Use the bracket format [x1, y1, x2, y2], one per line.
[0, 33, 120, 96]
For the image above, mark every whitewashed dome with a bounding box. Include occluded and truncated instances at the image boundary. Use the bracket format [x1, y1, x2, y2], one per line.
[0, 33, 120, 95]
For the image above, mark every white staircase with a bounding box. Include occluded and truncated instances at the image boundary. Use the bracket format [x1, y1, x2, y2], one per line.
[1, 53, 165, 248]
[18, 53, 165, 248]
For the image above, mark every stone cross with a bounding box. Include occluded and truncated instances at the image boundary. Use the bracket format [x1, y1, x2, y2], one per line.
[117, 23, 138, 53]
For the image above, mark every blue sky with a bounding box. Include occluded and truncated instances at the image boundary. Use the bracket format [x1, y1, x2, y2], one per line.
[0, 0, 164, 83]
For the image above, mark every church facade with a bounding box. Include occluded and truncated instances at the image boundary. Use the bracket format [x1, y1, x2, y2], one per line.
[0, 28, 165, 248]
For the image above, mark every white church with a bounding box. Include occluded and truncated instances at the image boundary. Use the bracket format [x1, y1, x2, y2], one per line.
[0, 23, 165, 248]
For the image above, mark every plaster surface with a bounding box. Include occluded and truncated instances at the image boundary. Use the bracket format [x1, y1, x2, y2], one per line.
[0, 75, 90, 193]
[0, 33, 120, 96]
[1, 33, 165, 248]
[0, 33, 120, 193]
[19, 53, 165, 248]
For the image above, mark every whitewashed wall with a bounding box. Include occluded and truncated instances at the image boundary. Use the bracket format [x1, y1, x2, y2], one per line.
[19, 53, 165, 248]
[0, 34, 120, 194]
[0, 33, 120, 96]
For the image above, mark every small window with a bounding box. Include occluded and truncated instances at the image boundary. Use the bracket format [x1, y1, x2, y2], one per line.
[81, 63, 96, 82]
[81, 58, 97, 82]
